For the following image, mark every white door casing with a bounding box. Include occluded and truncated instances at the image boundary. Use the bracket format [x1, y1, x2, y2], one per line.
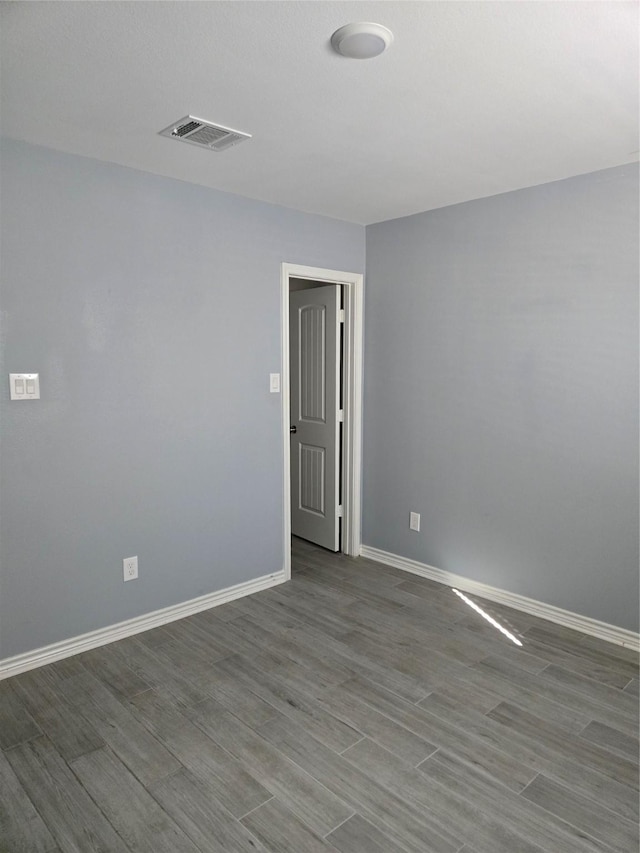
[290, 285, 341, 551]
[281, 263, 363, 580]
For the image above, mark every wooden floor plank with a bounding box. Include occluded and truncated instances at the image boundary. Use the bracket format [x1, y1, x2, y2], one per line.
[470, 656, 604, 732]
[576, 633, 640, 666]
[229, 603, 357, 684]
[521, 773, 638, 853]
[623, 678, 639, 696]
[128, 688, 272, 819]
[420, 751, 620, 853]
[342, 736, 547, 853]
[85, 635, 213, 707]
[339, 675, 538, 792]
[533, 664, 639, 736]
[0, 748, 56, 853]
[185, 699, 354, 837]
[80, 644, 154, 700]
[316, 683, 437, 763]
[191, 656, 281, 729]
[148, 767, 270, 853]
[0, 682, 42, 750]
[326, 812, 411, 853]
[240, 798, 340, 853]
[9, 668, 104, 761]
[420, 692, 639, 821]
[484, 701, 639, 791]
[5, 737, 129, 853]
[229, 614, 353, 687]
[235, 597, 429, 703]
[522, 626, 638, 687]
[70, 747, 200, 853]
[258, 713, 463, 853]
[208, 653, 362, 753]
[578, 719, 640, 763]
[70, 677, 182, 786]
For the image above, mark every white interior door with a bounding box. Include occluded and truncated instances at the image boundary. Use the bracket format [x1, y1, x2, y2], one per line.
[290, 284, 341, 551]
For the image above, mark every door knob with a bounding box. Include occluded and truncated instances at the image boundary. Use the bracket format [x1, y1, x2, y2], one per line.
[290, 425, 297, 434]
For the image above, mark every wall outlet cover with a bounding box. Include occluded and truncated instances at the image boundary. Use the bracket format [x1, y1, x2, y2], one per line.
[409, 512, 421, 532]
[123, 556, 138, 581]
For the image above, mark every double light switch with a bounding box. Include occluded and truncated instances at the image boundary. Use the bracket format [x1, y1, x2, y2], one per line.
[10, 374, 40, 400]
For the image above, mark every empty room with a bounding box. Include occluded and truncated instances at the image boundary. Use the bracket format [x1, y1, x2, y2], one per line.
[0, 2, 638, 852]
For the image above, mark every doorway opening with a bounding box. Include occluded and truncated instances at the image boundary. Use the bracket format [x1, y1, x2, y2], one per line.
[281, 263, 363, 580]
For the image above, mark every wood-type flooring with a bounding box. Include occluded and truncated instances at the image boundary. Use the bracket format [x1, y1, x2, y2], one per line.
[1, 538, 638, 852]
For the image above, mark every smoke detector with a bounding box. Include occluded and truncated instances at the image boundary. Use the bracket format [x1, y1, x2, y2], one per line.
[159, 116, 251, 152]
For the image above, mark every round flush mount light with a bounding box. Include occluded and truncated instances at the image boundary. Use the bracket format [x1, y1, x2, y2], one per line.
[330, 22, 393, 59]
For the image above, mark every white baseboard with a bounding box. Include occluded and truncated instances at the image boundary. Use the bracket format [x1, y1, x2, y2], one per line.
[0, 570, 287, 680]
[360, 545, 640, 653]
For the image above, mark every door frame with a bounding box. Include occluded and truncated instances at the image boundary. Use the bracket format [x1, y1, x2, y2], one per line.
[281, 263, 364, 580]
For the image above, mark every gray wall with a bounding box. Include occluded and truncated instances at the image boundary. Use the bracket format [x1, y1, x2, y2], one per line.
[2, 141, 637, 660]
[364, 164, 639, 632]
[0, 139, 365, 659]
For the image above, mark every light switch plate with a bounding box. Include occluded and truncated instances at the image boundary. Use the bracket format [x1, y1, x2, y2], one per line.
[10, 373, 40, 400]
[269, 373, 281, 393]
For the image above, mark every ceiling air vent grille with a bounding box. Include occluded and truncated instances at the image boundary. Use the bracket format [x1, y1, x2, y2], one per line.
[159, 116, 251, 152]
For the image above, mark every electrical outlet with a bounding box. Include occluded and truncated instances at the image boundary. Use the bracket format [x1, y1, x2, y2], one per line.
[123, 556, 138, 582]
[409, 512, 421, 532]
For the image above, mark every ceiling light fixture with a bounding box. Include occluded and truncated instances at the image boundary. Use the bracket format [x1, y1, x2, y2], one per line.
[330, 22, 393, 60]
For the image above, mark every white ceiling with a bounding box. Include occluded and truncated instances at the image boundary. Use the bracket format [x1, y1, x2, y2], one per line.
[1, 1, 638, 224]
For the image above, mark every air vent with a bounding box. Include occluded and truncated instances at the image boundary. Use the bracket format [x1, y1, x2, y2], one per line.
[159, 115, 251, 152]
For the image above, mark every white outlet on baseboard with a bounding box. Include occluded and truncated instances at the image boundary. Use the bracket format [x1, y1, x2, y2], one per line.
[123, 556, 138, 582]
[409, 512, 421, 532]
